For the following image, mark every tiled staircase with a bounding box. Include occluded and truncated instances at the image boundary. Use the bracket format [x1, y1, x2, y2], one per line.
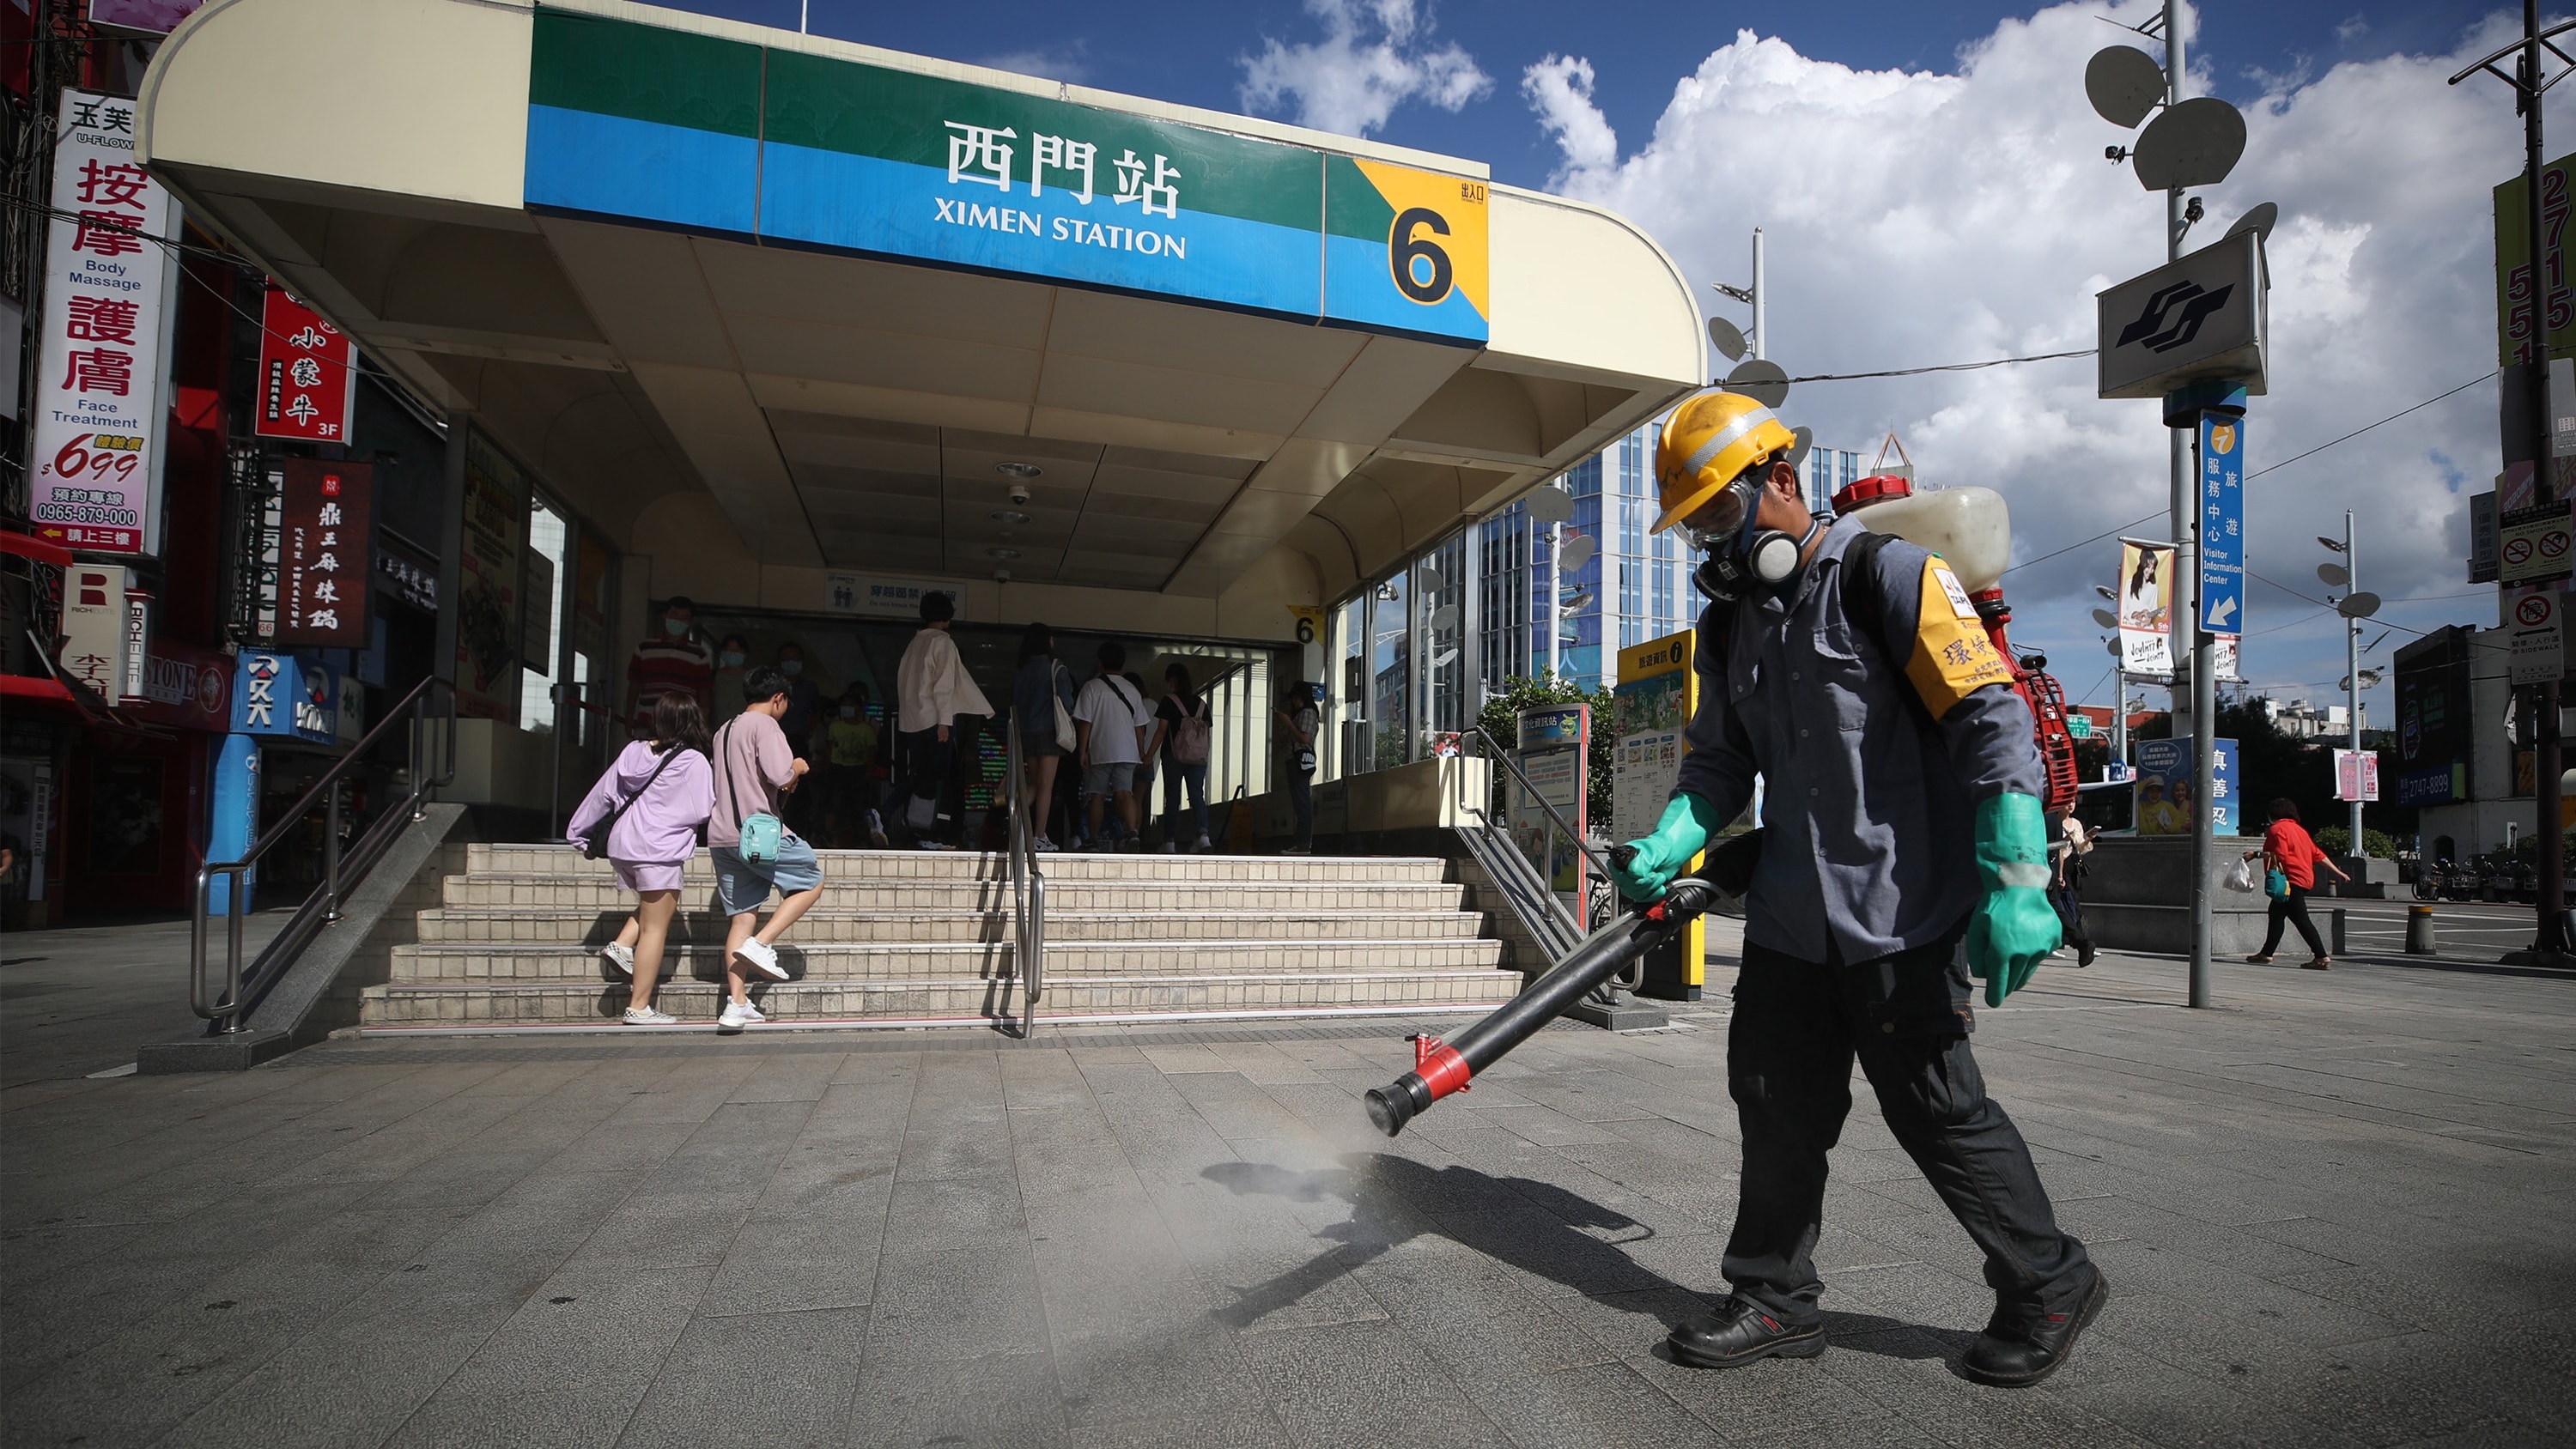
[358, 845, 1520, 1034]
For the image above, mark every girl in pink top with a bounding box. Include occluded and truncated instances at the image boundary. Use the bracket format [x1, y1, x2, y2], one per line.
[569, 693, 715, 1023]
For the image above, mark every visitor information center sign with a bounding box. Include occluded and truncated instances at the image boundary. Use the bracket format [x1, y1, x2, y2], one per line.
[28, 88, 175, 555]
[522, 11, 1491, 345]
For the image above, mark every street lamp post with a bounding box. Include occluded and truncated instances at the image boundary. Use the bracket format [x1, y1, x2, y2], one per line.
[2343, 515, 2365, 857]
[2451, 0, 2576, 963]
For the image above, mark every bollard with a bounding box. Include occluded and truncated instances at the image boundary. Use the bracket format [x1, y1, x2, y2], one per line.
[2405, 905, 2437, 955]
[2330, 907, 2347, 956]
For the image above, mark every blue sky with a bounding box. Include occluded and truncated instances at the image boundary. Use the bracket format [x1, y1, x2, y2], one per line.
[669, 1, 2489, 190]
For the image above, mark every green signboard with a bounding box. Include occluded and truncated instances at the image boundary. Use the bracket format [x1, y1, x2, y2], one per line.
[523, 9, 1491, 345]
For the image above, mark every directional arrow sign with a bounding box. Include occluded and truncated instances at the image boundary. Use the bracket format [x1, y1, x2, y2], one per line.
[2197, 412, 2246, 635]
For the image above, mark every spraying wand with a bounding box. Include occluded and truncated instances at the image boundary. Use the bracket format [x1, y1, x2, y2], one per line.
[1364, 846, 1726, 1137]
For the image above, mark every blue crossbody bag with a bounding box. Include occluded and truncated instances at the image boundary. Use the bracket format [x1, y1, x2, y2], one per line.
[720, 719, 786, 864]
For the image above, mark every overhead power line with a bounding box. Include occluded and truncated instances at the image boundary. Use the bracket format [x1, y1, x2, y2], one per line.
[1786, 349, 2095, 384]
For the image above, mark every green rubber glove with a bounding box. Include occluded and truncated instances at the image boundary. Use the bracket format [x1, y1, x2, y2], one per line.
[1965, 791, 2063, 1007]
[1613, 793, 1729, 902]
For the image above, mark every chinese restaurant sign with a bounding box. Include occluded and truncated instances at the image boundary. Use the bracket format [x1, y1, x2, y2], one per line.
[522, 11, 1490, 345]
[29, 89, 173, 555]
[274, 460, 372, 648]
[255, 289, 358, 441]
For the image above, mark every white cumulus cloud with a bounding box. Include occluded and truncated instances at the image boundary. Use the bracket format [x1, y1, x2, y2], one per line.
[1534, 1, 2522, 715]
[1238, 0, 1492, 139]
[1522, 54, 1619, 181]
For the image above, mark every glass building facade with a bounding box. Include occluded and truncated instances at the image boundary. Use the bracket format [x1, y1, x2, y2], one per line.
[1324, 418, 1874, 773]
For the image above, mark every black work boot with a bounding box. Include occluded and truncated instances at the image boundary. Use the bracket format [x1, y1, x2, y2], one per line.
[1667, 1294, 1826, 1369]
[1962, 1264, 2107, 1387]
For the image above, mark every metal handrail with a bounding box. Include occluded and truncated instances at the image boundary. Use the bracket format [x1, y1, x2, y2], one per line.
[1455, 724, 1616, 886]
[1003, 725, 1045, 1036]
[189, 674, 457, 1032]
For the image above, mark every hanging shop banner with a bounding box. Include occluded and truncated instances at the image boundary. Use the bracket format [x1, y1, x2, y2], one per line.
[2212, 633, 2241, 682]
[273, 460, 372, 648]
[28, 88, 176, 555]
[58, 563, 129, 700]
[2133, 736, 2239, 838]
[2493, 149, 2576, 367]
[2470, 490, 2500, 583]
[2196, 413, 2245, 634]
[2116, 539, 2175, 676]
[2499, 501, 2573, 585]
[253, 288, 358, 442]
[232, 650, 338, 743]
[521, 9, 1490, 345]
[2334, 749, 2380, 803]
[455, 433, 527, 721]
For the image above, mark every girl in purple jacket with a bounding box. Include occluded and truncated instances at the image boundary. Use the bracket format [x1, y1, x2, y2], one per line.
[569, 693, 715, 1024]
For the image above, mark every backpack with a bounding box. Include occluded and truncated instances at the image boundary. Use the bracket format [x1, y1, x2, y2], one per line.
[1170, 694, 1211, 766]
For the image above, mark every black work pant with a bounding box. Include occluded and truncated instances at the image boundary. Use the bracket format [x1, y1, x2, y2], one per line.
[1724, 932, 2092, 1324]
[2048, 883, 2091, 953]
[898, 726, 959, 844]
[2261, 882, 2328, 958]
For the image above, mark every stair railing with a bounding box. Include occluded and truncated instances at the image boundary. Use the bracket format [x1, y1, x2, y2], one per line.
[189, 675, 457, 1033]
[1451, 725, 1636, 995]
[1003, 725, 1046, 1035]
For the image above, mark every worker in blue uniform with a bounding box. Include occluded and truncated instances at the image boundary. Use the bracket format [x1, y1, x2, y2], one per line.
[1612, 391, 2104, 1388]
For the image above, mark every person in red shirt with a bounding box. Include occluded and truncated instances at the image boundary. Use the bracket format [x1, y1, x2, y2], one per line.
[2244, 799, 2351, 969]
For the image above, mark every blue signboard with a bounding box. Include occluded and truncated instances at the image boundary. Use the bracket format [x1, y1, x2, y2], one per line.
[2197, 412, 2245, 634]
[232, 651, 338, 743]
[2133, 736, 2239, 837]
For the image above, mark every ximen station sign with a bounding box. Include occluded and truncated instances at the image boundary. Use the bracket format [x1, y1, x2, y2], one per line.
[523, 10, 1492, 345]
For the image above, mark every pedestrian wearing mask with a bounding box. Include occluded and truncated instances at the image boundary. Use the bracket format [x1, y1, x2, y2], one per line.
[896, 591, 992, 850]
[710, 664, 823, 1030]
[711, 634, 751, 720]
[1273, 680, 1317, 854]
[1154, 663, 1213, 852]
[623, 595, 712, 732]
[1012, 623, 1078, 852]
[823, 684, 878, 847]
[570, 693, 714, 1025]
[1073, 642, 1149, 851]
[1610, 391, 2099, 1386]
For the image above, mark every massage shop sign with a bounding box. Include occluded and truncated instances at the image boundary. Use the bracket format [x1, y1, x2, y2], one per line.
[28, 89, 175, 555]
[523, 10, 1492, 344]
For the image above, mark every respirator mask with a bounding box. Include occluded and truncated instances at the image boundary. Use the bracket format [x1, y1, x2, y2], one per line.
[1684, 470, 1821, 602]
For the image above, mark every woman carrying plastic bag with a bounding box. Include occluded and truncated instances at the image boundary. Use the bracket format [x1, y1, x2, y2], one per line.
[569, 693, 716, 1023]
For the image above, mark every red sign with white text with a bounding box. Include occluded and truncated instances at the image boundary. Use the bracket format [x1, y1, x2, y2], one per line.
[273, 460, 372, 647]
[254, 288, 356, 442]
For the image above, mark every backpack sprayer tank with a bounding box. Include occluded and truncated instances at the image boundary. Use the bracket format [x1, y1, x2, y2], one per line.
[1832, 470, 2081, 814]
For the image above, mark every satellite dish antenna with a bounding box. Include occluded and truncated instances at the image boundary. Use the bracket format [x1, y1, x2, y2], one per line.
[2317, 562, 2349, 587]
[1707, 315, 1748, 363]
[2222, 201, 2278, 243]
[2086, 45, 2166, 128]
[1559, 534, 1597, 571]
[1562, 591, 1595, 614]
[2338, 591, 2382, 620]
[2132, 96, 2247, 191]
[2092, 608, 2119, 629]
[1524, 487, 1574, 524]
[1432, 649, 1459, 669]
[1428, 604, 1461, 634]
[1786, 426, 1814, 471]
[1415, 567, 1443, 592]
[2105, 638, 2121, 657]
[1725, 358, 1790, 409]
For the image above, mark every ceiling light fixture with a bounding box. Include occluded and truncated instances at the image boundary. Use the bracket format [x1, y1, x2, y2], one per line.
[996, 462, 1043, 479]
[987, 547, 1021, 560]
[991, 510, 1030, 525]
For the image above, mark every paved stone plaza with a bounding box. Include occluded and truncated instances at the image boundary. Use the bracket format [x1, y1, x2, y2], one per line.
[3, 915, 2572, 1448]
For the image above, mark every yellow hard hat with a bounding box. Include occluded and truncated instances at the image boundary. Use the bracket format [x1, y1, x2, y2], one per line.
[1654, 391, 1798, 533]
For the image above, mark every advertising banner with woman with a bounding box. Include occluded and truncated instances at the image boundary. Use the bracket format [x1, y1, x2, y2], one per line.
[2117, 540, 2175, 676]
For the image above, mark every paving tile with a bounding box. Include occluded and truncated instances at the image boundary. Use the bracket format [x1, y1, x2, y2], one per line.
[617, 1305, 867, 1449]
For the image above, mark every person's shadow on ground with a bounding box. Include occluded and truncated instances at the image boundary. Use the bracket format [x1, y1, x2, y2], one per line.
[1202, 1156, 1955, 1366]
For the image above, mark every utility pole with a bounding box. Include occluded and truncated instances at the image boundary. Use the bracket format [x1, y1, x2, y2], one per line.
[1750, 228, 1766, 361]
[2344, 511, 2365, 858]
[1546, 522, 1563, 681]
[2451, 0, 2573, 964]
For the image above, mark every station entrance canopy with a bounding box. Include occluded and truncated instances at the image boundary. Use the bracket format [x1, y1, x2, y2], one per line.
[138, 0, 1704, 627]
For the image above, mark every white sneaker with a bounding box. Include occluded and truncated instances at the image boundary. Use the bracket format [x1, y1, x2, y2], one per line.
[602, 942, 635, 977]
[622, 1005, 677, 1026]
[718, 1000, 764, 1030]
[1033, 835, 1059, 852]
[1157, 840, 1178, 854]
[1194, 835, 1213, 852]
[733, 937, 788, 980]
[918, 840, 958, 852]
